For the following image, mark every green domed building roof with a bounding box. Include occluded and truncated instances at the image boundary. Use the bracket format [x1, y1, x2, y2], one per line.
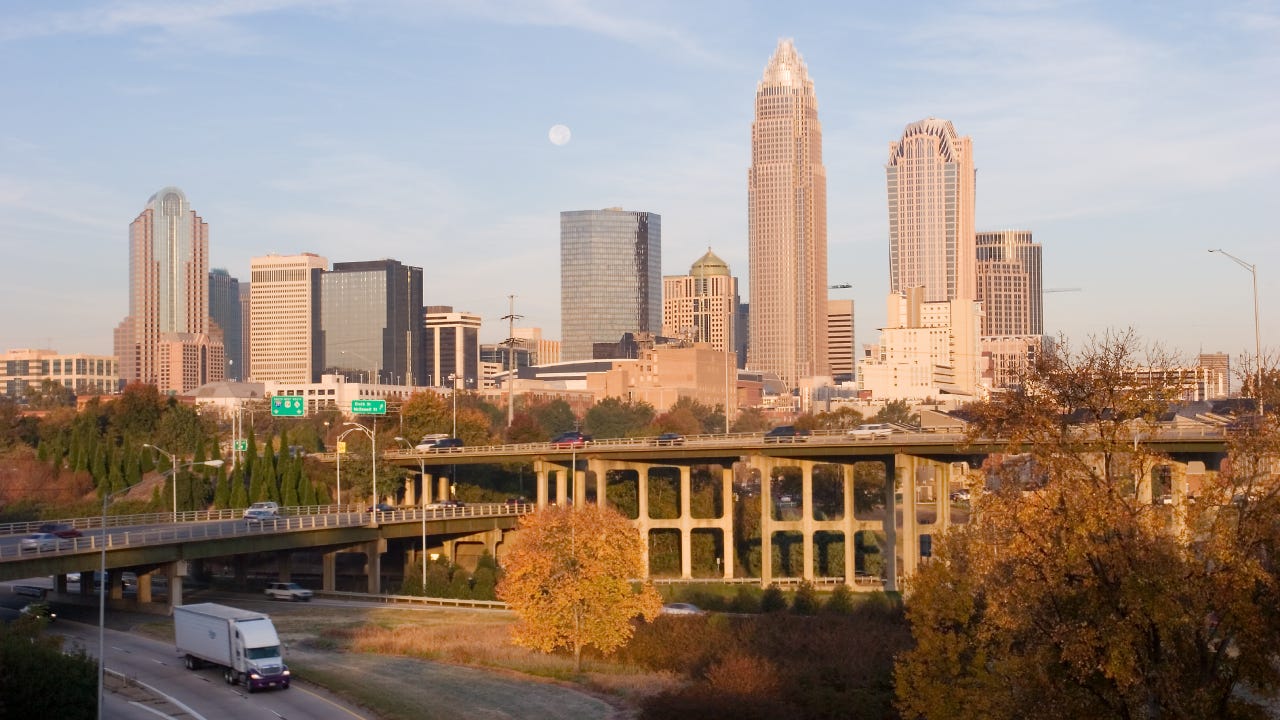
[690, 248, 730, 278]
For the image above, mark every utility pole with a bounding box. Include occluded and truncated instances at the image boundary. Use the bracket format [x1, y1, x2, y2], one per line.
[501, 294, 524, 428]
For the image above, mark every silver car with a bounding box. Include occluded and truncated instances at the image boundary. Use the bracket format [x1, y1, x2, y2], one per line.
[20, 533, 59, 552]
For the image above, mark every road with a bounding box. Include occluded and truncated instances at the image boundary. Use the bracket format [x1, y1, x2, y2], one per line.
[54, 619, 371, 720]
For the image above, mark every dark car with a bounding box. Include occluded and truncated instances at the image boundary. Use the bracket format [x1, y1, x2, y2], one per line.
[763, 425, 811, 443]
[367, 503, 396, 513]
[421, 437, 464, 451]
[550, 431, 592, 449]
[653, 432, 685, 446]
[38, 523, 82, 538]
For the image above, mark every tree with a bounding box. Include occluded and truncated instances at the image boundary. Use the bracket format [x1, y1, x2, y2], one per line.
[498, 504, 662, 672]
[584, 397, 655, 439]
[895, 330, 1280, 720]
[528, 399, 577, 437]
[25, 379, 76, 409]
[873, 399, 918, 427]
[730, 407, 771, 433]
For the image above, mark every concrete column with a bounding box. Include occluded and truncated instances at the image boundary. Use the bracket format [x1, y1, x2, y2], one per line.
[535, 462, 549, 508]
[679, 465, 693, 579]
[591, 459, 607, 507]
[843, 463, 856, 586]
[898, 455, 919, 584]
[136, 572, 153, 604]
[422, 472, 433, 505]
[404, 475, 417, 506]
[277, 552, 293, 582]
[322, 551, 337, 591]
[801, 461, 815, 581]
[109, 570, 124, 601]
[166, 563, 183, 608]
[721, 465, 735, 579]
[555, 467, 568, 507]
[365, 540, 384, 594]
[442, 539, 456, 564]
[637, 464, 650, 521]
[884, 456, 898, 593]
[55, 574, 68, 594]
[438, 475, 451, 503]
[573, 462, 586, 508]
[233, 556, 247, 585]
[759, 457, 774, 588]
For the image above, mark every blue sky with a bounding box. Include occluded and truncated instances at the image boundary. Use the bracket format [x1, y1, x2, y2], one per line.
[1, 0, 1277, 371]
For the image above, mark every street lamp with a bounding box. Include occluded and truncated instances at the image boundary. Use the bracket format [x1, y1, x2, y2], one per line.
[344, 421, 377, 512]
[448, 373, 458, 438]
[1209, 249, 1264, 415]
[336, 425, 365, 507]
[99, 457, 221, 720]
[395, 436, 428, 591]
[142, 445, 222, 522]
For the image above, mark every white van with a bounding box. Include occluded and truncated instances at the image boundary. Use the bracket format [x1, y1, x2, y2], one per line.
[415, 434, 450, 451]
[849, 423, 895, 439]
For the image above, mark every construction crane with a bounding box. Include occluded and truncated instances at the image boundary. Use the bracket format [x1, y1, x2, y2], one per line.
[1043, 287, 1081, 293]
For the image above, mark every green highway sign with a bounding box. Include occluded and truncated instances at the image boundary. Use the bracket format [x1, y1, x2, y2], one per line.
[270, 396, 305, 417]
[351, 398, 387, 415]
[234, 439, 249, 452]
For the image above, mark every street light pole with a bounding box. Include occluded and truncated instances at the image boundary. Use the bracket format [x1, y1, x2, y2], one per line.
[99, 457, 222, 720]
[1209, 249, 1264, 415]
[142, 444, 179, 522]
[395, 437, 427, 591]
[449, 373, 458, 438]
[336, 426, 364, 507]
[344, 421, 377, 511]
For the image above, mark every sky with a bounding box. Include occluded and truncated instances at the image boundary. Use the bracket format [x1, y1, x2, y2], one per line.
[1, 0, 1277, 370]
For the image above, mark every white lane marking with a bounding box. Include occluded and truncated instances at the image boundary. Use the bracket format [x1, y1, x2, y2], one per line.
[128, 701, 178, 719]
[106, 667, 210, 720]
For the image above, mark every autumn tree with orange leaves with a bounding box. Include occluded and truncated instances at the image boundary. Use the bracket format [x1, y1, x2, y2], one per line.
[498, 504, 662, 672]
[896, 330, 1280, 720]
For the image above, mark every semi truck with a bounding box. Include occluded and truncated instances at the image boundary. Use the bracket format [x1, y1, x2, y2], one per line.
[173, 602, 291, 692]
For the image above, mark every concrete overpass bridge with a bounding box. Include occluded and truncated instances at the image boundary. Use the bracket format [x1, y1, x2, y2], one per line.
[0, 504, 525, 613]
[321, 426, 1229, 592]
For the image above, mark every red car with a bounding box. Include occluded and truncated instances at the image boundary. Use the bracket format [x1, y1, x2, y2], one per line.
[550, 431, 592, 449]
[38, 523, 82, 538]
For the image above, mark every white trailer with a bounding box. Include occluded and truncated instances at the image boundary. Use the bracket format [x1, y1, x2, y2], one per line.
[173, 602, 291, 692]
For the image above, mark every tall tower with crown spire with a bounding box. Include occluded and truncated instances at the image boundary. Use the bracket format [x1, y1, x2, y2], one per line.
[748, 39, 828, 389]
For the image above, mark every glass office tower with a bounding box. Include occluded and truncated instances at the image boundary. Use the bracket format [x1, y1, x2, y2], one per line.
[320, 260, 424, 385]
[560, 208, 662, 361]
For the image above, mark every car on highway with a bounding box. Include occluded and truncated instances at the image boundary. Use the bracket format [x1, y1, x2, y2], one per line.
[763, 425, 810, 443]
[19, 533, 59, 552]
[20, 602, 56, 623]
[244, 508, 278, 523]
[653, 432, 685, 446]
[242, 501, 279, 519]
[659, 602, 705, 616]
[849, 423, 895, 439]
[949, 488, 971, 502]
[38, 523, 83, 538]
[550, 430, 592, 449]
[264, 582, 313, 602]
[416, 436, 464, 451]
[368, 502, 396, 513]
[425, 500, 465, 510]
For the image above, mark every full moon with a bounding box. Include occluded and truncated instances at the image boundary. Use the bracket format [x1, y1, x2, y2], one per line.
[548, 124, 571, 146]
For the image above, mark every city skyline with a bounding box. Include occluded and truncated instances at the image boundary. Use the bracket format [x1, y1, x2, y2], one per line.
[1, 2, 1276, 364]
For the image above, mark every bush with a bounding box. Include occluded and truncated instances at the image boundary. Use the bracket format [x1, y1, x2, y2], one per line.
[760, 584, 786, 613]
[822, 583, 856, 615]
[730, 586, 761, 613]
[790, 580, 819, 615]
[640, 684, 801, 720]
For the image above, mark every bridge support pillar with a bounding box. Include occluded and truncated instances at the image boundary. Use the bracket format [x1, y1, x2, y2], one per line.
[108, 570, 124, 601]
[758, 457, 777, 588]
[884, 456, 899, 593]
[404, 475, 417, 506]
[55, 574, 68, 594]
[233, 555, 248, 585]
[893, 454, 921, 590]
[594, 460, 607, 506]
[573, 462, 587, 508]
[843, 464, 856, 586]
[166, 562, 184, 609]
[277, 552, 293, 582]
[421, 472, 434, 505]
[679, 466, 693, 579]
[322, 551, 337, 591]
[136, 571, 152, 604]
[364, 540, 385, 594]
[438, 476, 451, 503]
[534, 461, 549, 508]
[721, 464, 735, 579]
[555, 466, 568, 507]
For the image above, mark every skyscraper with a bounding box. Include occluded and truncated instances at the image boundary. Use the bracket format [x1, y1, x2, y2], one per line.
[976, 230, 1042, 336]
[826, 299, 855, 383]
[748, 39, 828, 388]
[887, 118, 976, 302]
[662, 248, 738, 354]
[560, 208, 662, 361]
[424, 305, 481, 388]
[114, 187, 225, 393]
[320, 260, 424, 386]
[249, 253, 328, 383]
[209, 268, 242, 380]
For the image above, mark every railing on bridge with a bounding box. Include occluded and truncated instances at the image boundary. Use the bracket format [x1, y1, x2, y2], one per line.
[0, 503, 532, 562]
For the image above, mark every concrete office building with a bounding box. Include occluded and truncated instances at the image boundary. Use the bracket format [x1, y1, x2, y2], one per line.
[424, 306, 481, 389]
[827, 299, 855, 383]
[1196, 353, 1231, 399]
[320, 260, 424, 386]
[662, 248, 738, 354]
[887, 119, 976, 303]
[238, 282, 251, 378]
[249, 253, 328, 383]
[748, 39, 828, 387]
[114, 187, 225, 394]
[1, 348, 119, 398]
[560, 208, 661, 361]
[976, 230, 1042, 336]
[209, 268, 243, 380]
[513, 327, 560, 366]
[859, 288, 982, 401]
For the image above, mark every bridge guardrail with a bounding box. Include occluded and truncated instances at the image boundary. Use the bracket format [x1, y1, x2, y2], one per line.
[314, 589, 509, 610]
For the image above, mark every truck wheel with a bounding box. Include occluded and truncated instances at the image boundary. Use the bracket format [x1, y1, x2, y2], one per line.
[185, 655, 197, 670]
[224, 668, 235, 684]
